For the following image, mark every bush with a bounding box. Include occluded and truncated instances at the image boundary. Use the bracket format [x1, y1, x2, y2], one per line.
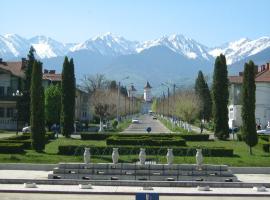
[258, 134, 270, 142]
[0, 139, 32, 149]
[180, 134, 210, 141]
[106, 136, 186, 146]
[58, 145, 233, 157]
[80, 133, 113, 140]
[112, 120, 118, 129]
[46, 132, 55, 140]
[237, 133, 243, 141]
[0, 143, 24, 153]
[262, 143, 270, 153]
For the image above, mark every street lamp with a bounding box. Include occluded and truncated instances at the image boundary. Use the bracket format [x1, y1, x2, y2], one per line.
[161, 83, 170, 116]
[117, 76, 129, 122]
[12, 90, 22, 135]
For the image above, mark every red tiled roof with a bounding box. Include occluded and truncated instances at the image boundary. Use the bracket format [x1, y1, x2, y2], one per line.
[228, 76, 243, 84]
[42, 73, 62, 82]
[0, 61, 26, 77]
[229, 68, 270, 83]
[255, 68, 270, 82]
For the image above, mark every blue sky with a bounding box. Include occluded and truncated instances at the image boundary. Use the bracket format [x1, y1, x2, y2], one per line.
[1, 0, 269, 46]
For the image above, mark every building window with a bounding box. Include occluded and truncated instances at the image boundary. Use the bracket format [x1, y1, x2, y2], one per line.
[7, 87, 12, 96]
[0, 107, 4, 117]
[0, 87, 4, 96]
[7, 108, 14, 118]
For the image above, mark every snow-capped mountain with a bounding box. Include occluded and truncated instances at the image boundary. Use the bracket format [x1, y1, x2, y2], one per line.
[137, 34, 212, 61]
[29, 36, 74, 59]
[209, 37, 270, 64]
[70, 32, 138, 56]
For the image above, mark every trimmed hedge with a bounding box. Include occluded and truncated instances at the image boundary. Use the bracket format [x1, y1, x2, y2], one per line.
[180, 134, 210, 141]
[80, 133, 112, 140]
[0, 143, 24, 153]
[262, 143, 270, 153]
[106, 136, 186, 146]
[0, 139, 31, 149]
[80, 133, 210, 142]
[58, 145, 234, 157]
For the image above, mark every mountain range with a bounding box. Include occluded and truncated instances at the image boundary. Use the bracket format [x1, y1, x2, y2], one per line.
[1, 33, 270, 94]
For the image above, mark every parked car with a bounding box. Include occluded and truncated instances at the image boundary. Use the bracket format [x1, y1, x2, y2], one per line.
[132, 119, 140, 124]
[152, 116, 157, 120]
[257, 128, 270, 135]
[22, 126, 31, 133]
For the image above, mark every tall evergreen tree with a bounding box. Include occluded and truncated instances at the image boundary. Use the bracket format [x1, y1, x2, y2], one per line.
[195, 70, 212, 121]
[30, 61, 45, 151]
[19, 46, 36, 125]
[45, 84, 61, 129]
[241, 61, 257, 155]
[61, 57, 75, 137]
[212, 54, 229, 139]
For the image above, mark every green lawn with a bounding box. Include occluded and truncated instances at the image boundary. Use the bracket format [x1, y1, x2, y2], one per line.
[0, 137, 269, 166]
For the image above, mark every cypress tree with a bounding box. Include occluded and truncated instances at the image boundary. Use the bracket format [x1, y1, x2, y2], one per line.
[19, 46, 36, 125]
[61, 57, 75, 137]
[30, 61, 45, 152]
[212, 54, 229, 140]
[241, 61, 257, 155]
[195, 70, 212, 121]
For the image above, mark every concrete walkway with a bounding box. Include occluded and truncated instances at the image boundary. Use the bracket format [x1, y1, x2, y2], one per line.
[122, 115, 171, 133]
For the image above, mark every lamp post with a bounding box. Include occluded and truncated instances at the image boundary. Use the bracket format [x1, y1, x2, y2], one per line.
[12, 90, 22, 135]
[117, 76, 129, 122]
[162, 83, 170, 117]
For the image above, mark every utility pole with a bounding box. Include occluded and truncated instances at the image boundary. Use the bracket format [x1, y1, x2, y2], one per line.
[117, 81, 120, 122]
[167, 87, 170, 116]
[162, 92, 165, 116]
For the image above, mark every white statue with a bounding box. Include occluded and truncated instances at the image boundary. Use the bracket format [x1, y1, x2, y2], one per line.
[139, 148, 146, 165]
[166, 148, 174, 165]
[84, 147, 90, 164]
[112, 148, 119, 164]
[196, 149, 203, 166]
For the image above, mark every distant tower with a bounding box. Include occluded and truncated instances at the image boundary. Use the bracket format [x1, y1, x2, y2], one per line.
[144, 81, 152, 102]
[128, 84, 137, 98]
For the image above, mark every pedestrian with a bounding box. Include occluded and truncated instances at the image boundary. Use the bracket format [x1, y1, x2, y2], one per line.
[200, 122, 204, 134]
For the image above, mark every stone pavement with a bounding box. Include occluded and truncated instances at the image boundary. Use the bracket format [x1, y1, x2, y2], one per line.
[1, 193, 270, 200]
[122, 114, 171, 133]
[0, 184, 270, 196]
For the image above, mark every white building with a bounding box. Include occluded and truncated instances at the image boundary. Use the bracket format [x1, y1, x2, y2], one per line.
[144, 81, 152, 102]
[228, 62, 270, 128]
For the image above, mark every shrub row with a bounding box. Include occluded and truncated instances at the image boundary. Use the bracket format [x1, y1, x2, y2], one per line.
[180, 134, 210, 141]
[80, 132, 210, 142]
[106, 136, 186, 146]
[58, 145, 233, 157]
[0, 139, 32, 149]
[80, 133, 112, 140]
[0, 143, 24, 153]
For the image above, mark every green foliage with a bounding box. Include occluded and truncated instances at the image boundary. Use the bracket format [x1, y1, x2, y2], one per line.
[80, 133, 111, 140]
[19, 46, 36, 125]
[61, 57, 76, 137]
[112, 120, 118, 129]
[45, 84, 61, 128]
[30, 61, 46, 152]
[58, 145, 233, 157]
[262, 143, 270, 153]
[212, 54, 229, 139]
[195, 70, 212, 120]
[0, 143, 25, 153]
[180, 134, 210, 141]
[241, 61, 258, 154]
[151, 99, 158, 113]
[106, 135, 186, 146]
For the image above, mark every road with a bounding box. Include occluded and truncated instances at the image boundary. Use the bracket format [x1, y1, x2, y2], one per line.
[122, 114, 171, 133]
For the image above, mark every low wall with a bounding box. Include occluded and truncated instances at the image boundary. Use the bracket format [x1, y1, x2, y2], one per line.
[0, 163, 57, 171]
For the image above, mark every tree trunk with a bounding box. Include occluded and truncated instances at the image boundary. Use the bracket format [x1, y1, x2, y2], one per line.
[249, 146, 253, 155]
[99, 117, 104, 133]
